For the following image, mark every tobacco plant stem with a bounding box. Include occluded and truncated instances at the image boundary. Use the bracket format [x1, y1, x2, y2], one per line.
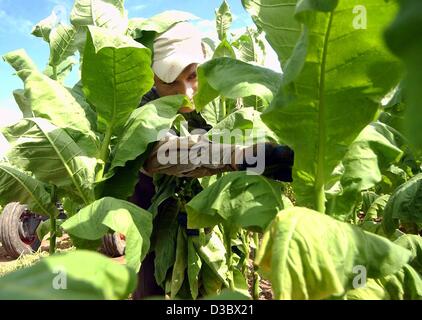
[252, 232, 260, 300]
[224, 231, 235, 290]
[221, 96, 227, 118]
[52, 66, 58, 80]
[96, 127, 113, 181]
[49, 215, 56, 255]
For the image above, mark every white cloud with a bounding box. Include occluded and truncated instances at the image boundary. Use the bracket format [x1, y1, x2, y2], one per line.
[128, 4, 147, 12]
[0, 10, 34, 35]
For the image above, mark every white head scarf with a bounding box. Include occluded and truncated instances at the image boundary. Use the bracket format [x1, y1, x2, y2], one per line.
[152, 22, 205, 83]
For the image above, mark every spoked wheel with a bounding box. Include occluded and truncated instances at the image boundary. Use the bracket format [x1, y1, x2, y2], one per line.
[0, 202, 43, 259]
[101, 233, 126, 258]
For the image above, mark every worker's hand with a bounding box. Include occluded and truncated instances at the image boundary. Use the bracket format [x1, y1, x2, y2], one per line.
[236, 143, 294, 182]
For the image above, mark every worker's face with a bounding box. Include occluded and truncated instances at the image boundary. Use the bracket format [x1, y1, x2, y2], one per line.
[154, 63, 198, 113]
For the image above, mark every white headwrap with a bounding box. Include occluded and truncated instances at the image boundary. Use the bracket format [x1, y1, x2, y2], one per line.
[152, 22, 205, 83]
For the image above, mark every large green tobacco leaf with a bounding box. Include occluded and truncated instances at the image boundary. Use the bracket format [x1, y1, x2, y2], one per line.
[48, 24, 79, 69]
[256, 207, 411, 300]
[3, 50, 99, 157]
[194, 57, 282, 111]
[186, 172, 291, 236]
[3, 118, 96, 204]
[346, 264, 422, 300]
[187, 237, 202, 300]
[0, 250, 136, 300]
[109, 95, 186, 172]
[394, 234, 422, 274]
[213, 39, 236, 59]
[382, 174, 422, 237]
[128, 10, 197, 40]
[153, 197, 180, 286]
[82, 26, 153, 136]
[70, 0, 128, 34]
[171, 227, 187, 299]
[385, 0, 422, 151]
[327, 124, 403, 219]
[216, 0, 232, 41]
[61, 197, 152, 272]
[0, 164, 54, 216]
[261, 1, 402, 212]
[242, 0, 301, 67]
[12, 89, 32, 118]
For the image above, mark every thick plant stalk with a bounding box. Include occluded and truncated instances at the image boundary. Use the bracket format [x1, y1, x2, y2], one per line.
[224, 230, 235, 290]
[252, 232, 260, 300]
[49, 214, 57, 255]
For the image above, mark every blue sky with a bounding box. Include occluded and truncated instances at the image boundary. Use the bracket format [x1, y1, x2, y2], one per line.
[0, 0, 277, 128]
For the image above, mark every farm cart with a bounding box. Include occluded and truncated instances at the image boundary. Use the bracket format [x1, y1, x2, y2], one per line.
[0, 202, 125, 259]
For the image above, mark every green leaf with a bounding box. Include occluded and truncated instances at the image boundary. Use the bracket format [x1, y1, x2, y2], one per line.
[394, 234, 422, 274]
[385, 0, 422, 151]
[0, 164, 54, 216]
[194, 57, 283, 111]
[256, 207, 411, 300]
[12, 89, 33, 118]
[3, 118, 96, 204]
[213, 39, 236, 59]
[327, 124, 403, 219]
[200, 99, 224, 127]
[261, 1, 402, 213]
[186, 172, 291, 236]
[216, 0, 232, 41]
[208, 107, 280, 144]
[128, 10, 197, 40]
[153, 197, 180, 285]
[365, 194, 390, 222]
[171, 227, 187, 299]
[36, 219, 65, 240]
[194, 227, 229, 287]
[48, 24, 79, 68]
[61, 197, 152, 272]
[203, 289, 250, 300]
[242, 0, 301, 67]
[44, 57, 77, 83]
[70, 0, 128, 34]
[377, 264, 422, 300]
[382, 174, 422, 237]
[31, 11, 58, 42]
[109, 95, 186, 172]
[3, 49, 38, 75]
[187, 237, 202, 299]
[0, 250, 137, 300]
[82, 26, 153, 135]
[232, 28, 266, 64]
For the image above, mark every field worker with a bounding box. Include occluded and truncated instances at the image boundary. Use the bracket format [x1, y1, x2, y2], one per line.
[129, 22, 294, 299]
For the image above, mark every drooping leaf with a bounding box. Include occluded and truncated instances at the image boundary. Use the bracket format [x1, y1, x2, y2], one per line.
[385, 0, 422, 151]
[3, 49, 38, 74]
[261, 1, 402, 212]
[153, 197, 180, 285]
[187, 237, 202, 299]
[194, 57, 283, 111]
[0, 250, 137, 300]
[382, 174, 422, 237]
[12, 89, 33, 118]
[128, 10, 197, 40]
[61, 197, 152, 272]
[215, 0, 233, 41]
[327, 124, 403, 219]
[394, 234, 422, 274]
[256, 207, 411, 300]
[194, 227, 229, 287]
[3, 118, 97, 204]
[70, 0, 128, 34]
[82, 26, 153, 135]
[0, 164, 54, 216]
[171, 227, 187, 299]
[109, 95, 186, 172]
[186, 172, 291, 236]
